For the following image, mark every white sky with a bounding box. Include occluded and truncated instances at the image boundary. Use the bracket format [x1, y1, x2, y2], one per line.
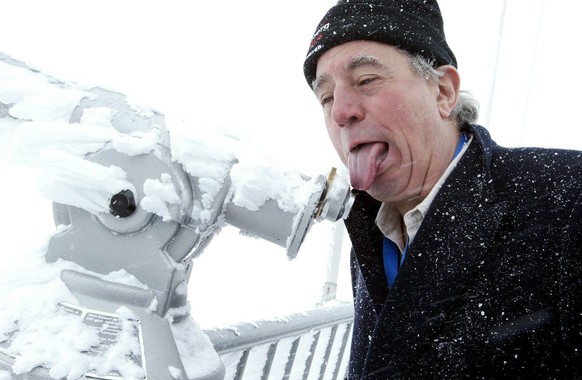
[439, 0, 582, 150]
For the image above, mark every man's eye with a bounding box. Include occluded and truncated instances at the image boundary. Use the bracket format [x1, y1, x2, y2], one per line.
[358, 76, 377, 86]
[320, 95, 333, 107]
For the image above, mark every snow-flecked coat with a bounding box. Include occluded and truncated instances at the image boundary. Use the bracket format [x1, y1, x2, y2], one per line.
[344, 124, 582, 379]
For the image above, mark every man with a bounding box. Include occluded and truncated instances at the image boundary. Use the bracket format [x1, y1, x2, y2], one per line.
[303, 0, 582, 378]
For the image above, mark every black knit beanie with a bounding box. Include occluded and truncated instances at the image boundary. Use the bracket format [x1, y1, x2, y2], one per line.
[303, 0, 457, 87]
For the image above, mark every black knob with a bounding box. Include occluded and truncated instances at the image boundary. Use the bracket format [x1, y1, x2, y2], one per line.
[109, 190, 136, 218]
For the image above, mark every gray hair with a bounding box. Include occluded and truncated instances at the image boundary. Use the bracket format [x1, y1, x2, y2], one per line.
[409, 54, 480, 126]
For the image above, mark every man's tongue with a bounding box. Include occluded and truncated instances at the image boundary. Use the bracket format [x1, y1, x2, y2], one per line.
[348, 142, 388, 190]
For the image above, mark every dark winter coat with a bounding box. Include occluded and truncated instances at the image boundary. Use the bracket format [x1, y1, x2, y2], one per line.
[344, 124, 582, 379]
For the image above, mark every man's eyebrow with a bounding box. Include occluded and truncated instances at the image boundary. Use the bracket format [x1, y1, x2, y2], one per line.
[346, 54, 385, 71]
[312, 54, 385, 94]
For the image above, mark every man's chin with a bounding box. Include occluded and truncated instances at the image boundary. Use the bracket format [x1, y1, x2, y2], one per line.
[364, 182, 415, 206]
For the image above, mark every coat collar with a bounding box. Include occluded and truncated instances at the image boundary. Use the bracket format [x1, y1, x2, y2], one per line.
[346, 125, 511, 375]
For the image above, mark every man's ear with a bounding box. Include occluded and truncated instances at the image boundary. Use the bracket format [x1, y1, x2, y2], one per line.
[436, 65, 460, 119]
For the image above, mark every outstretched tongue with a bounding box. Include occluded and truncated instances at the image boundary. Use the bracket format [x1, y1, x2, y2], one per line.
[348, 142, 388, 190]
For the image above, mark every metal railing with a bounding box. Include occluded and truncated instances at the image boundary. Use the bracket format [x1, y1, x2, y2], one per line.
[204, 302, 353, 380]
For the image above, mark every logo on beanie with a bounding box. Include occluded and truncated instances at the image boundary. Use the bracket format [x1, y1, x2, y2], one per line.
[306, 21, 329, 61]
[310, 22, 330, 48]
[306, 44, 323, 61]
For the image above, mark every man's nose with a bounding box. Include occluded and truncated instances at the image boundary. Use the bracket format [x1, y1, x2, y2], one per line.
[331, 87, 364, 127]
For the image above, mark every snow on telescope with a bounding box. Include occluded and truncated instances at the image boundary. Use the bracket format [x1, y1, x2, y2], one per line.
[0, 52, 354, 379]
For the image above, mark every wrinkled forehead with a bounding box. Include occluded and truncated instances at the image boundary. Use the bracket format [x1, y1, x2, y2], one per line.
[312, 42, 407, 92]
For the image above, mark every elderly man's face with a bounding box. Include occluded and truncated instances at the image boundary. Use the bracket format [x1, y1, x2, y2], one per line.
[313, 40, 459, 210]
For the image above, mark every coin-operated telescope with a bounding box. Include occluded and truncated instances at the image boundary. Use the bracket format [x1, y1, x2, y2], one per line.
[0, 53, 353, 380]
